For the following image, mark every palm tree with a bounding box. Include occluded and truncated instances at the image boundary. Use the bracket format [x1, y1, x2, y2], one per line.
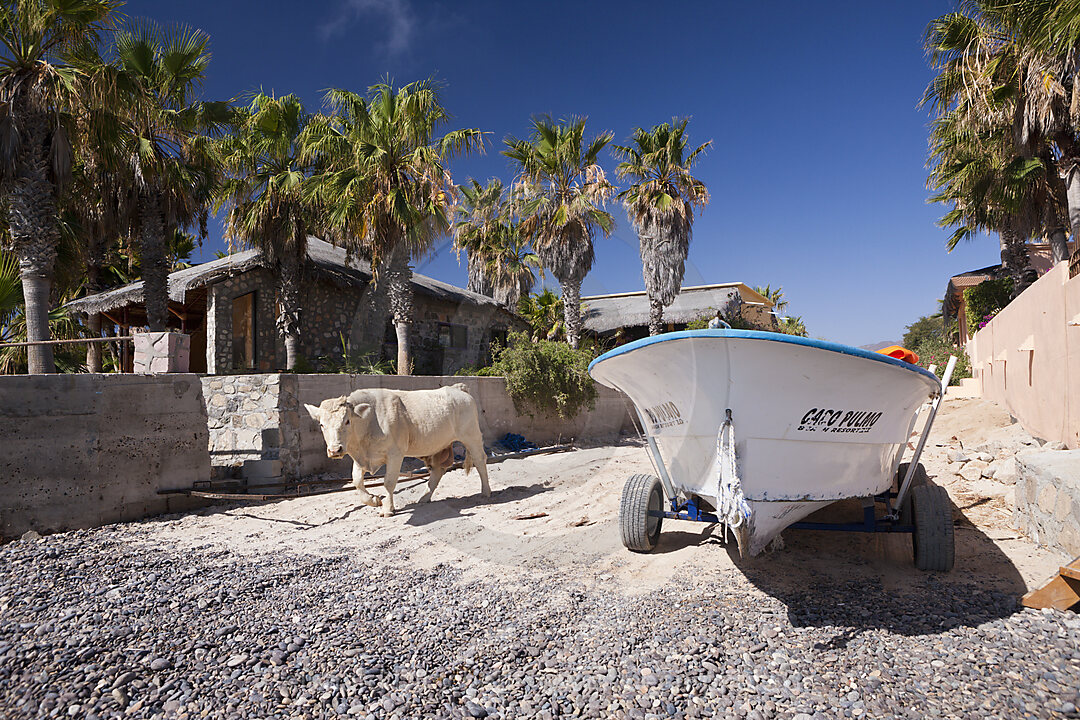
[754, 284, 788, 314]
[485, 221, 540, 310]
[215, 92, 316, 370]
[0, 0, 119, 373]
[452, 178, 503, 297]
[927, 108, 1045, 294]
[924, 2, 1073, 264]
[517, 287, 564, 342]
[306, 80, 485, 374]
[111, 20, 225, 332]
[452, 178, 540, 309]
[613, 119, 710, 336]
[504, 116, 615, 349]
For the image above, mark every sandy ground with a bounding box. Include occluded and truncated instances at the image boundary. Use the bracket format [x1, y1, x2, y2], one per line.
[120, 395, 1069, 601]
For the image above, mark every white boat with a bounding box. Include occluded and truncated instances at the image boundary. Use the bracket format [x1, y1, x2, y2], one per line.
[589, 329, 954, 567]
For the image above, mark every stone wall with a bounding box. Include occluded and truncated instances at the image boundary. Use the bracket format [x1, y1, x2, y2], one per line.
[201, 374, 301, 483]
[1014, 450, 1080, 557]
[0, 374, 211, 539]
[206, 268, 279, 374]
[204, 268, 518, 376]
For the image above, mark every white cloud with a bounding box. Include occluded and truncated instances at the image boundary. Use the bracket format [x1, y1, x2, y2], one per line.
[319, 0, 415, 56]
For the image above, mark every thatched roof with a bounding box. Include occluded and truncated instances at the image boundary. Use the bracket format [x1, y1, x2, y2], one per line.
[68, 237, 507, 315]
[581, 283, 770, 333]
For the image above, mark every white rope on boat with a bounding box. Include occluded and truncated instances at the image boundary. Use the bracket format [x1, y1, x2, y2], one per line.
[715, 410, 751, 539]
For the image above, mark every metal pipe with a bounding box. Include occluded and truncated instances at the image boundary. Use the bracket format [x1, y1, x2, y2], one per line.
[895, 355, 958, 510]
[635, 406, 678, 500]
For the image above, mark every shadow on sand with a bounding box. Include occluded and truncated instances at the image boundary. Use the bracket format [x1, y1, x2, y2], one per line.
[401, 483, 554, 527]
[657, 497, 1026, 644]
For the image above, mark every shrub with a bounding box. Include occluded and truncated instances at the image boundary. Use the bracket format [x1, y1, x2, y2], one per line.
[963, 277, 1012, 337]
[911, 325, 971, 386]
[455, 364, 502, 377]
[492, 332, 597, 418]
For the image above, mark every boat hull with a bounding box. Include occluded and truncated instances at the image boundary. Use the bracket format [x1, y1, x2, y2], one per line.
[589, 330, 942, 554]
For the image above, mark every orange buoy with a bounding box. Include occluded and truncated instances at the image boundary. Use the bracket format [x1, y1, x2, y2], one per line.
[875, 345, 919, 364]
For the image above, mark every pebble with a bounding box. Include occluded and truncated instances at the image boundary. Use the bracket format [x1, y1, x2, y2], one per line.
[0, 524, 1075, 720]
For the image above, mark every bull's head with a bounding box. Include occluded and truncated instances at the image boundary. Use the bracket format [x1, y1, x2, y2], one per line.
[304, 398, 373, 459]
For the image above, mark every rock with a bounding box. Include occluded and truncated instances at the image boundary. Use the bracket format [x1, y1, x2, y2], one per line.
[20, 530, 41, 542]
[149, 658, 170, 671]
[983, 461, 999, 479]
[1043, 441, 1068, 451]
[995, 457, 1020, 485]
[959, 460, 988, 482]
[976, 452, 994, 463]
[947, 449, 970, 463]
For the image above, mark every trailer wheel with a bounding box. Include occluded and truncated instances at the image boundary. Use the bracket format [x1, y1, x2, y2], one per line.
[897, 462, 928, 526]
[620, 474, 664, 552]
[912, 484, 955, 572]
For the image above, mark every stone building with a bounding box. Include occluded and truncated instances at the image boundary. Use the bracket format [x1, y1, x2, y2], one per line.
[69, 237, 525, 375]
[580, 283, 775, 343]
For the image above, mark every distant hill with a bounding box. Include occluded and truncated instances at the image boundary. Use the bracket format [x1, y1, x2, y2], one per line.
[859, 340, 899, 352]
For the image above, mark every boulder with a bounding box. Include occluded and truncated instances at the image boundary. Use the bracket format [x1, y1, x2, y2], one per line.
[959, 460, 989, 482]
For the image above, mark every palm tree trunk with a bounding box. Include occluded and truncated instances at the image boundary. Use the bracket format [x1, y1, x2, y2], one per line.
[1057, 140, 1080, 263]
[467, 252, 492, 297]
[85, 232, 105, 373]
[386, 244, 413, 375]
[1000, 229, 1034, 298]
[7, 116, 59, 374]
[648, 295, 664, 336]
[139, 193, 169, 332]
[562, 278, 582, 349]
[277, 249, 302, 371]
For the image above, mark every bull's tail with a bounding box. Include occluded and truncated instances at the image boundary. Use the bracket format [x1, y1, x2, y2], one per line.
[463, 452, 474, 476]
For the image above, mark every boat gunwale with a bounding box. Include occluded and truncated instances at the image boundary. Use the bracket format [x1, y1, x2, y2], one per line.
[588, 329, 942, 388]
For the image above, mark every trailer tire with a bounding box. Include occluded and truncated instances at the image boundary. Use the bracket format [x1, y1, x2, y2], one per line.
[620, 474, 664, 552]
[897, 462, 928, 526]
[912, 484, 955, 572]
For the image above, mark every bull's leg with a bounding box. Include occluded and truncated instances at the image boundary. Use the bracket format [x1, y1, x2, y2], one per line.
[380, 453, 404, 517]
[463, 436, 491, 498]
[419, 460, 446, 503]
[351, 459, 382, 508]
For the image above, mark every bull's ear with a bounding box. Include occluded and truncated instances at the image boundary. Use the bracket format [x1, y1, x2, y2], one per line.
[303, 404, 322, 422]
[353, 403, 371, 417]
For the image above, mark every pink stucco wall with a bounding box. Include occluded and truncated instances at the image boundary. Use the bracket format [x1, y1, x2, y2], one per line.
[968, 262, 1080, 448]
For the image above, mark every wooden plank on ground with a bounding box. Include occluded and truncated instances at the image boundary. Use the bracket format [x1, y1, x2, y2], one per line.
[1022, 556, 1080, 611]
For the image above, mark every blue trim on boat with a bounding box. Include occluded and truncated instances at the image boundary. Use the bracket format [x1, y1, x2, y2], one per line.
[588, 329, 942, 385]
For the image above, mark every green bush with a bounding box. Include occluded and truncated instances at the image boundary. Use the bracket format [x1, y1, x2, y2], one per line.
[911, 327, 971, 386]
[492, 332, 597, 419]
[963, 277, 1013, 337]
[455, 364, 502, 377]
[685, 307, 755, 331]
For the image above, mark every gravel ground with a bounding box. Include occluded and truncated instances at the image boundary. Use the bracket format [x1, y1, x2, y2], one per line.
[1, 527, 1078, 720]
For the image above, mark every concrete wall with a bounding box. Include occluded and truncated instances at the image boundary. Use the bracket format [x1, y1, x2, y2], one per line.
[0, 374, 211, 540]
[200, 373, 634, 480]
[295, 375, 635, 478]
[1014, 450, 1080, 557]
[968, 262, 1080, 449]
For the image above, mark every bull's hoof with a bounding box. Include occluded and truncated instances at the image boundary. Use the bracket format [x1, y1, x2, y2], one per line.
[418, 493, 433, 503]
[379, 508, 394, 518]
[362, 495, 382, 507]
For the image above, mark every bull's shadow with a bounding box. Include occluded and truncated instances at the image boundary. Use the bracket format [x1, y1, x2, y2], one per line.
[401, 483, 553, 527]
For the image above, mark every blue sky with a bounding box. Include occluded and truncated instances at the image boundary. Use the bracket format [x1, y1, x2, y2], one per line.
[141, 0, 995, 347]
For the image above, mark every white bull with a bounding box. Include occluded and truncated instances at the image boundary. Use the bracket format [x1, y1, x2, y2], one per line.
[304, 384, 490, 516]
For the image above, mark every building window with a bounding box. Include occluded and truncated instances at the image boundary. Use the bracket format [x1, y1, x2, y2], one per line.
[438, 323, 468, 349]
[232, 292, 256, 370]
